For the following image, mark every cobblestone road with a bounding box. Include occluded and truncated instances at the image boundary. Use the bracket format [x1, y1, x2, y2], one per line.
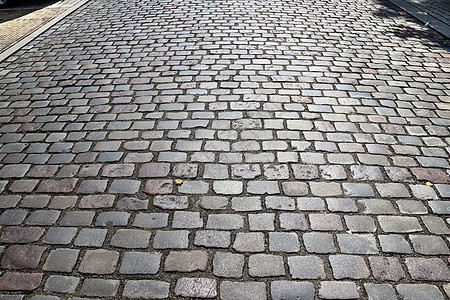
[0, 0, 449, 299]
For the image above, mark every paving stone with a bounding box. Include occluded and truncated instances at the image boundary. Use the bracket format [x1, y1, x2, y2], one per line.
[350, 165, 383, 181]
[123, 280, 169, 299]
[0, 164, 30, 178]
[110, 229, 151, 248]
[79, 279, 119, 297]
[368, 256, 405, 281]
[288, 256, 325, 279]
[428, 201, 450, 214]
[318, 281, 359, 299]
[0, 210, 27, 225]
[133, 213, 168, 228]
[49, 196, 77, 209]
[233, 232, 265, 253]
[379, 234, 413, 254]
[138, 162, 170, 178]
[0, 273, 43, 291]
[396, 284, 444, 300]
[342, 183, 374, 197]
[249, 254, 285, 277]
[397, 200, 428, 215]
[44, 276, 80, 294]
[231, 164, 261, 179]
[378, 216, 422, 233]
[337, 234, 378, 254]
[270, 281, 315, 300]
[329, 255, 370, 279]
[37, 178, 78, 193]
[406, 257, 450, 281]
[310, 182, 342, 196]
[26, 210, 60, 226]
[0, 227, 45, 243]
[78, 249, 119, 274]
[153, 195, 189, 209]
[198, 196, 228, 210]
[165, 250, 208, 272]
[410, 185, 438, 200]
[421, 216, 450, 234]
[364, 283, 397, 300]
[43, 227, 77, 245]
[120, 252, 161, 274]
[265, 196, 295, 210]
[231, 196, 262, 211]
[20, 195, 50, 209]
[175, 278, 217, 299]
[213, 252, 244, 278]
[194, 230, 231, 248]
[0, 195, 21, 208]
[77, 180, 107, 194]
[59, 211, 95, 226]
[178, 180, 208, 194]
[206, 214, 243, 230]
[43, 249, 79, 273]
[376, 183, 411, 198]
[247, 180, 280, 194]
[30, 295, 61, 300]
[213, 180, 243, 195]
[297, 197, 325, 210]
[409, 235, 449, 255]
[1, 245, 46, 269]
[303, 232, 337, 253]
[310, 213, 343, 231]
[435, 184, 450, 197]
[320, 165, 347, 180]
[220, 281, 266, 300]
[279, 213, 308, 230]
[172, 163, 198, 178]
[79, 195, 115, 208]
[116, 197, 149, 210]
[281, 182, 308, 196]
[249, 213, 275, 231]
[204, 164, 229, 179]
[359, 199, 397, 214]
[95, 212, 130, 226]
[326, 198, 358, 212]
[268, 232, 300, 252]
[411, 168, 450, 183]
[109, 179, 141, 194]
[344, 216, 376, 232]
[74, 228, 107, 247]
[153, 230, 189, 249]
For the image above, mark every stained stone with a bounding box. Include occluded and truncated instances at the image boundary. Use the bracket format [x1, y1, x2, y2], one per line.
[175, 278, 217, 298]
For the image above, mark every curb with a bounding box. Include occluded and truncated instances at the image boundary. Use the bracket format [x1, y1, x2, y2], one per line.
[0, 0, 90, 63]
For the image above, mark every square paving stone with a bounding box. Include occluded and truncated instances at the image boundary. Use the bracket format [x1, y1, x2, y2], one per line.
[116, 197, 149, 210]
[145, 179, 173, 194]
[110, 229, 151, 249]
[271, 281, 315, 300]
[175, 278, 217, 298]
[288, 256, 326, 279]
[231, 196, 262, 211]
[79, 279, 119, 297]
[194, 230, 231, 248]
[133, 213, 169, 228]
[43, 249, 79, 273]
[249, 254, 285, 277]
[368, 256, 405, 281]
[164, 250, 208, 272]
[206, 214, 244, 230]
[45, 275, 80, 294]
[78, 249, 119, 274]
[281, 182, 308, 196]
[213, 252, 244, 278]
[153, 230, 189, 249]
[1, 245, 47, 269]
[359, 199, 397, 214]
[268, 232, 300, 253]
[344, 215, 376, 233]
[220, 281, 266, 300]
[233, 232, 265, 253]
[120, 252, 161, 274]
[123, 280, 170, 299]
[329, 255, 370, 279]
[279, 213, 308, 230]
[74, 228, 107, 247]
[79, 195, 115, 209]
[43, 227, 77, 245]
[77, 179, 108, 194]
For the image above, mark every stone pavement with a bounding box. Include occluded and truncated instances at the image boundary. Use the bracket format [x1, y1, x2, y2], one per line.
[0, 0, 449, 299]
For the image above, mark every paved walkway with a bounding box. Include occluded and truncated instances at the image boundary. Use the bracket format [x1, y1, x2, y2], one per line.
[0, 0, 449, 299]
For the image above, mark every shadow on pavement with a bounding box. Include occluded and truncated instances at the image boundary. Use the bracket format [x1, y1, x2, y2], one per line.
[373, 0, 449, 50]
[0, 0, 60, 23]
